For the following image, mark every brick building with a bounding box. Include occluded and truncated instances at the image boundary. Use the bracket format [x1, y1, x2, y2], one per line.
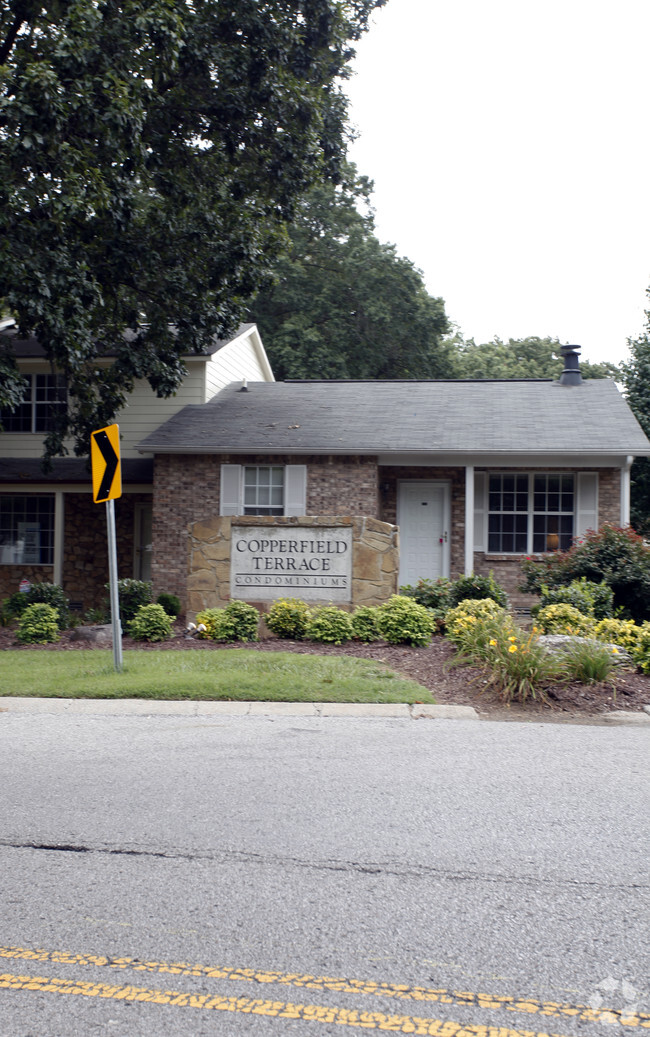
[1, 328, 649, 615]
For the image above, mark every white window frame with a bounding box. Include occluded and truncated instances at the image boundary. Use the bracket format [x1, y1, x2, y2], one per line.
[220, 464, 307, 517]
[0, 493, 56, 565]
[485, 472, 576, 555]
[0, 374, 67, 433]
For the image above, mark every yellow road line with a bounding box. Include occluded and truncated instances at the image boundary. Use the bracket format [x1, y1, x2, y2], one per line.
[0, 970, 574, 1036]
[0, 946, 647, 1030]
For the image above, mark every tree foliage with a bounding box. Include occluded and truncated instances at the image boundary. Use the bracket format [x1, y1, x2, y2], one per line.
[451, 334, 620, 380]
[0, 0, 382, 459]
[621, 331, 650, 532]
[251, 166, 454, 379]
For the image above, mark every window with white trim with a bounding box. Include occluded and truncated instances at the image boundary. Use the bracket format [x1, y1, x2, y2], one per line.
[0, 495, 55, 565]
[243, 466, 284, 515]
[488, 473, 574, 554]
[0, 374, 67, 432]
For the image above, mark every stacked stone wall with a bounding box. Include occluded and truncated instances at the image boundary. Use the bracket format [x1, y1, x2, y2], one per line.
[186, 515, 398, 618]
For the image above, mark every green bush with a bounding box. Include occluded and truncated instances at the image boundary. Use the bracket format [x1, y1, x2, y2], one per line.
[445, 598, 506, 646]
[632, 622, 650, 674]
[532, 578, 614, 620]
[195, 602, 259, 642]
[350, 605, 380, 642]
[375, 595, 435, 647]
[223, 600, 259, 642]
[520, 525, 650, 622]
[592, 617, 640, 650]
[399, 577, 451, 612]
[17, 603, 60, 644]
[559, 640, 616, 685]
[128, 603, 172, 642]
[305, 606, 353, 644]
[266, 598, 311, 639]
[3, 583, 70, 629]
[156, 592, 181, 619]
[195, 608, 229, 641]
[536, 603, 594, 636]
[112, 579, 153, 623]
[447, 572, 508, 610]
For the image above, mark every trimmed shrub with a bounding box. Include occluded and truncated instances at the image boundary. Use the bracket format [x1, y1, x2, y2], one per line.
[195, 608, 229, 641]
[593, 617, 640, 651]
[195, 602, 259, 642]
[3, 583, 70, 629]
[156, 592, 181, 618]
[399, 577, 451, 612]
[445, 598, 506, 646]
[266, 598, 311, 640]
[632, 622, 650, 675]
[375, 595, 435, 647]
[532, 578, 614, 621]
[305, 606, 353, 644]
[113, 579, 152, 623]
[223, 600, 259, 642]
[351, 605, 380, 642]
[128, 604, 172, 642]
[447, 572, 508, 610]
[536, 603, 594, 636]
[17, 603, 60, 644]
[520, 525, 650, 621]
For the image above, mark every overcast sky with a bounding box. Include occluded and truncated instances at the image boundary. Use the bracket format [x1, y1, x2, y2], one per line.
[345, 0, 650, 365]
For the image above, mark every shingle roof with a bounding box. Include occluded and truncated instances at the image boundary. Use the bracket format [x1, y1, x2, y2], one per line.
[0, 323, 255, 359]
[136, 378, 650, 457]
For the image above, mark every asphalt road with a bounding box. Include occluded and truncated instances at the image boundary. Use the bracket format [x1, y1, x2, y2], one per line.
[0, 711, 648, 1036]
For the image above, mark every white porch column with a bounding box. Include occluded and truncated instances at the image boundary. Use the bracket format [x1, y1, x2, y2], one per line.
[464, 465, 474, 575]
[53, 490, 65, 586]
[620, 455, 633, 527]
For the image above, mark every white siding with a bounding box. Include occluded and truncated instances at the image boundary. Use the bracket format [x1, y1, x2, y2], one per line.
[205, 330, 274, 399]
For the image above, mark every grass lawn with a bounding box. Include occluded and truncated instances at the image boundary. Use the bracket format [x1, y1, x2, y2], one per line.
[0, 649, 433, 703]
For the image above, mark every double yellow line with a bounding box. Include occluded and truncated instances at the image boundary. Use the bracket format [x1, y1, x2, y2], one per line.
[1, 945, 647, 1034]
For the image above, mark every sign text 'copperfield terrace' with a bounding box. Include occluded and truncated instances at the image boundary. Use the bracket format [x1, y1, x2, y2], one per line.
[231, 526, 352, 602]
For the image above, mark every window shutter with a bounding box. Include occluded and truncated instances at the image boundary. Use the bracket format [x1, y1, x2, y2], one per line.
[576, 472, 598, 540]
[285, 465, 307, 516]
[473, 472, 487, 551]
[220, 464, 242, 515]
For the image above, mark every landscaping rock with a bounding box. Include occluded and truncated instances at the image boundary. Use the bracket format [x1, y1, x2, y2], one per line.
[538, 634, 633, 667]
[69, 624, 114, 644]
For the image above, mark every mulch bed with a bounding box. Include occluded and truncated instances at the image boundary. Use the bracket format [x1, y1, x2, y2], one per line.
[2, 625, 649, 723]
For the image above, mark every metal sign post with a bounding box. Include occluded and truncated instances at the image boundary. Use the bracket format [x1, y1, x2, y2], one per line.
[105, 498, 123, 672]
[91, 424, 123, 672]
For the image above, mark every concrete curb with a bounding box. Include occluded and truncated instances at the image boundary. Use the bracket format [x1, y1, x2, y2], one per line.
[0, 697, 479, 721]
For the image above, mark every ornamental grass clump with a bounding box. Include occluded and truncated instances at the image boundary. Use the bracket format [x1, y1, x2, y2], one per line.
[535, 603, 594, 636]
[17, 603, 60, 644]
[128, 603, 172, 642]
[305, 606, 353, 644]
[375, 595, 435, 646]
[265, 598, 311, 639]
[558, 640, 616, 686]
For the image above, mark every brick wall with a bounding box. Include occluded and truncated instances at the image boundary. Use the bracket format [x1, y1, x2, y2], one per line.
[305, 456, 378, 516]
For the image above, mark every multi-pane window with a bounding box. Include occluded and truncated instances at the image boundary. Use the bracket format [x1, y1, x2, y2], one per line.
[488, 473, 574, 554]
[243, 466, 284, 515]
[0, 374, 67, 432]
[0, 495, 55, 565]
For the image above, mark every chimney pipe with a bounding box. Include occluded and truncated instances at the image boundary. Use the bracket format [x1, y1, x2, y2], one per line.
[559, 344, 583, 385]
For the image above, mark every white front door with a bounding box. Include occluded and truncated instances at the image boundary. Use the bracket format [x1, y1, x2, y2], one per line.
[397, 481, 450, 587]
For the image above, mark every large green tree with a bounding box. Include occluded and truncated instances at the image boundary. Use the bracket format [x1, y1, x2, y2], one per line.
[250, 166, 454, 379]
[621, 331, 650, 532]
[451, 334, 620, 380]
[0, 0, 382, 459]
